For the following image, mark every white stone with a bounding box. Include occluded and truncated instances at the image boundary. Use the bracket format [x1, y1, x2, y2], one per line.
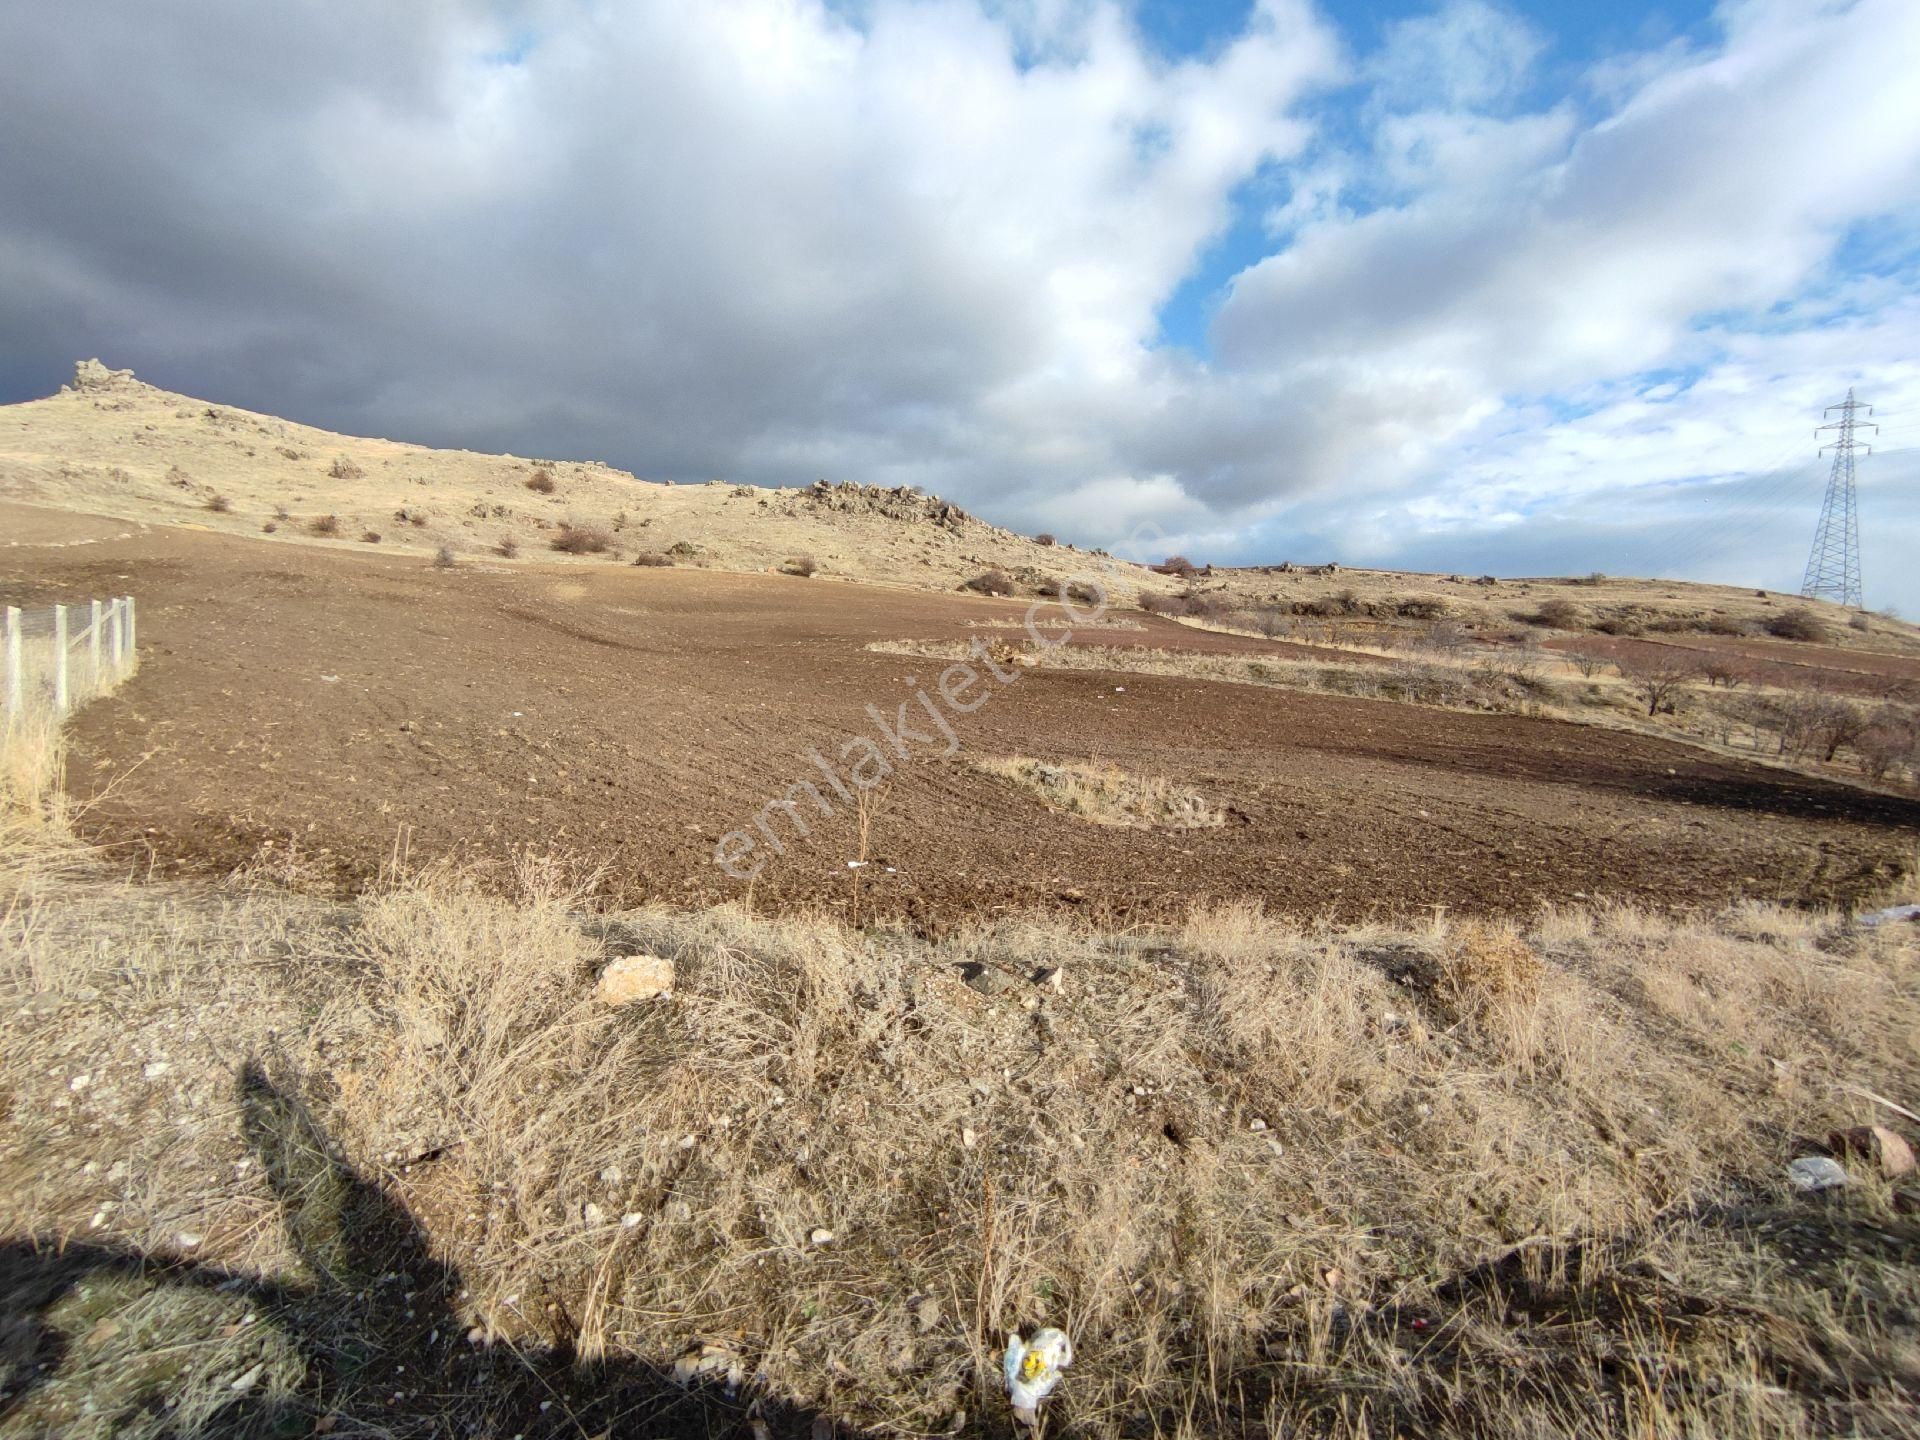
[597, 954, 675, 1006]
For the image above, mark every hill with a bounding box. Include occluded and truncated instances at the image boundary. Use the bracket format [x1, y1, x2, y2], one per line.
[0, 360, 1114, 596]
[7, 359, 1917, 663]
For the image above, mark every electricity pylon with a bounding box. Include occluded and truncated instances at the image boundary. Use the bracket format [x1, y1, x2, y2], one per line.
[1800, 389, 1873, 609]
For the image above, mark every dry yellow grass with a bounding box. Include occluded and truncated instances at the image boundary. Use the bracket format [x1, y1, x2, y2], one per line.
[4, 825, 1917, 1436]
[976, 756, 1225, 829]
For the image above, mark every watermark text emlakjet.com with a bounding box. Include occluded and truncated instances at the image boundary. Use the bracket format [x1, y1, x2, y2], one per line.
[712, 586, 1110, 881]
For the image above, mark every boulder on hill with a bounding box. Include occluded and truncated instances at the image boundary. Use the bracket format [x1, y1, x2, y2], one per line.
[65, 358, 138, 392]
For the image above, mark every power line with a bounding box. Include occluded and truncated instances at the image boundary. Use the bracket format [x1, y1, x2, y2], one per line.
[1800, 389, 1873, 608]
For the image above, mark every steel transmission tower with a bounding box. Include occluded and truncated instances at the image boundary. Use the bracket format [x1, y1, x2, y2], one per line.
[1799, 389, 1874, 609]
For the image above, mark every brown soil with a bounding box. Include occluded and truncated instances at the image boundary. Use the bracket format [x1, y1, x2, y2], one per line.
[1551, 633, 1920, 700]
[6, 516, 1916, 927]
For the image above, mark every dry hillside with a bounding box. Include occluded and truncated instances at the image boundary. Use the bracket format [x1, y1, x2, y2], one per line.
[7, 359, 1915, 662]
[0, 360, 1122, 596]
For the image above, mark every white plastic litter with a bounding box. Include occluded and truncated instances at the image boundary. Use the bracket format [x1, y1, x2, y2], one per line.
[1859, 904, 1920, 927]
[1004, 1327, 1072, 1425]
[1787, 1156, 1850, 1193]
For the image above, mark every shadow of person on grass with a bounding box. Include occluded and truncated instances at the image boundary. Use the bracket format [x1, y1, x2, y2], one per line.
[1, 1060, 830, 1439]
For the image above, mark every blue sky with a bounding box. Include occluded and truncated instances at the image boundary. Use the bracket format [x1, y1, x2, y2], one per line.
[3, 0, 1917, 608]
[1145, 0, 1727, 353]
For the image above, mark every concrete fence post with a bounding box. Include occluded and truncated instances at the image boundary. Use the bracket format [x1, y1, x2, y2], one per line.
[89, 598, 102, 684]
[53, 605, 69, 713]
[3, 606, 19, 717]
[124, 595, 136, 659]
[108, 598, 123, 673]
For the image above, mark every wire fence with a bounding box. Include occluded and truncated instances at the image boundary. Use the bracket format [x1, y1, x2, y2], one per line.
[2, 596, 138, 732]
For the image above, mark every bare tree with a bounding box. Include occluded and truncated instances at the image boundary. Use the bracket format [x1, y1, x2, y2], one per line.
[1619, 653, 1697, 716]
[1425, 619, 1470, 658]
[1700, 656, 1752, 689]
[1810, 697, 1870, 762]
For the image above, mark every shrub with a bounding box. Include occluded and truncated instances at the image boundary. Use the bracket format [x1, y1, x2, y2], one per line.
[1532, 598, 1582, 629]
[361, 531, 382, 544]
[1250, 605, 1291, 639]
[525, 469, 557, 494]
[1439, 922, 1543, 1022]
[632, 552, 672, 567]
[307, 514, 341, 536]
[433, 545, 457, 569]
[1849, 612, 1872, 633]
[1032, 575, 1061, 597]
[1139, 591, 1216, 619]
[780, 554, 818, 578]
[261, 521, 278, 534]
[409, 512, 429, 528]
[549, 523, 614, 555]
[1396, 595, 1450, 621]
[962, 570, 1014, 596]
[1035, 533, 1057, 547]
[1065, 581, 1102, 607]
[497, 536, 519, 559]
[1297, 588, 1361, 619]
[1154, 555, 1198, 577]
[1426, 619, 1471, 656]
[328, 456, 365, 480]
[205, 494, 232, 513]
[1765, 607, 1829, 643]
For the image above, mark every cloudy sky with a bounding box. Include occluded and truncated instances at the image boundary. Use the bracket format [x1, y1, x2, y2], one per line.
[4, 0, 1918, 607]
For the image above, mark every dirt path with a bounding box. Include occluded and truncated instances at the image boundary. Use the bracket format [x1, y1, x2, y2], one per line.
[5, 525, 1916, 925]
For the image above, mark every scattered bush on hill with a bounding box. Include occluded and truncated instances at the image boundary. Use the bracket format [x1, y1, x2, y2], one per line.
[550, 523, 614, 555]
[962, 570, 1014, 596]
[1765, 607, 1829, 643]
[1531, 598, 1582, 629]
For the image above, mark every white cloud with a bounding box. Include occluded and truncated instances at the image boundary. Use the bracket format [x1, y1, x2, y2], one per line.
[1364, 0, 1544, 111]
[1, 0, 1917, 605]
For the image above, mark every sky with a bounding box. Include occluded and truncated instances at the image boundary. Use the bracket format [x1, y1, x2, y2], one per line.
[3, 0, 1918, 608]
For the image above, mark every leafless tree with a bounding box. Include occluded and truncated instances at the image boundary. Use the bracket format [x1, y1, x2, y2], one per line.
[1619, 653, 1698, 716]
